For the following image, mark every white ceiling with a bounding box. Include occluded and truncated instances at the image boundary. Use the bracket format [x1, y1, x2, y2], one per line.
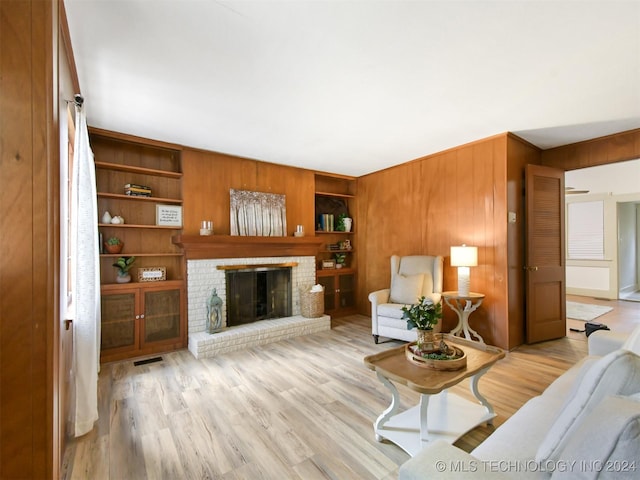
[64, 1, 640, 177]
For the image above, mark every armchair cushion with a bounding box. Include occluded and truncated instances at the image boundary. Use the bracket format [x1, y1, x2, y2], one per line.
[377, 303, 406, 320]
[389, 273, 424, 305]
[536, 349, 640, 463]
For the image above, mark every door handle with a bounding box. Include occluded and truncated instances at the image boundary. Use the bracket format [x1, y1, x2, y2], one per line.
[523, 266, 539, 271]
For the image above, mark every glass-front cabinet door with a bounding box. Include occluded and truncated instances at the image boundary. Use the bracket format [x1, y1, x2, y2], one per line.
[100, 281, 185, 363]
[100, 290, 138, 355]
[317, 275, 336, 312]
[338, 273, 356, 309]
[142, 287, 181, 345]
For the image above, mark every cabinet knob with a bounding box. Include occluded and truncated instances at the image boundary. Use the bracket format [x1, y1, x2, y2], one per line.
[140, 314, 145, 319]
[135, 315, 140, 319]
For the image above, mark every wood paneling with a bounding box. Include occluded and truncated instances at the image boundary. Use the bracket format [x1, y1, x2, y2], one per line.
[1, 0, 59, 478]
[357, 135, 513, 349]
[182, 148, 315, 237]
[541, 128, 640, 170]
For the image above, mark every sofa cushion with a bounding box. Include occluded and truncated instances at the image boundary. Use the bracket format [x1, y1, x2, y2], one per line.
[536, 349, 640, 463]
[471, 395, 565, 463]
[389, 273, 424, 305]
[551, 394, 640, 480]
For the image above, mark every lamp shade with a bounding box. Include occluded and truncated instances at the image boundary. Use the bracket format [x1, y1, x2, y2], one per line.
[450, 245, 478, 267]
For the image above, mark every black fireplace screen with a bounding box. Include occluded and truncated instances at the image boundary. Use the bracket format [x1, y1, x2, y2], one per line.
[226, 267, 292, 326]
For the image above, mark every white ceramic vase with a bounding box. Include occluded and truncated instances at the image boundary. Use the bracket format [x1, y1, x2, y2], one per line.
[116, 273, 131, 284]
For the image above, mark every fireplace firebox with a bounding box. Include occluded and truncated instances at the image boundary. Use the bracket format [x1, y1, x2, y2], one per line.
[225, 267, 292, 326]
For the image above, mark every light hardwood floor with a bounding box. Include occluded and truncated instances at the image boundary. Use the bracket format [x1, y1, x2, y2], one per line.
[62, 296, 638, 480]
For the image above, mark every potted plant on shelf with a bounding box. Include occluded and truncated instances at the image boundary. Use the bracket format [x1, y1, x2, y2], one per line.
[334, 252, 347, 269]
[335, 213, 353, 232]
[113, 256, 136, 283]
[402, 296, 443, 351]
[104, 236, 124, 254]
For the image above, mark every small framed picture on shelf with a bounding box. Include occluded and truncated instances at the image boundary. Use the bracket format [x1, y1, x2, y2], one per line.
[138, 267, 167, 282]
[156, 205, 182, 227]
[322, 259, 336, 269]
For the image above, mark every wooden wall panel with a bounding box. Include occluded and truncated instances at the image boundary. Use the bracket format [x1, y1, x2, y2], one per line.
[356, 135, 511, 349]
[182, 149, 315, 237]
[506, 135, 542, 348]
[1, 0, 59, 478]
[256, 162, 315, 235]
[541, 129, 640, 170]
[182, 149, 256, 235]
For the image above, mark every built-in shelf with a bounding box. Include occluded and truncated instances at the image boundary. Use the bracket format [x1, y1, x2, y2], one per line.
[101, 279, 184, 291]
[97, 192, 183, 204]
[99, 223, 182, 230]
[95, 161, 182, 178]
[315, 191, 355, 199]
[100, 253, 183, 258]
[316, 267, 356, 275]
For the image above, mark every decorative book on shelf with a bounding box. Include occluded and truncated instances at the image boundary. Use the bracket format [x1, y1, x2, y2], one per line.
[318, 213, 334, 231]
[125, 183, 152, 196]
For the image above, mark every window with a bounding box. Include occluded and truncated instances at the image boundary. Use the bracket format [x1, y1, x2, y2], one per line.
[61, 105, 75, 318]
[567, 201, 604, 260]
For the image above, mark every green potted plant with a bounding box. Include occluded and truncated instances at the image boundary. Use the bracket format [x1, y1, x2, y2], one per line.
[335, 213, 348, 232]
[334, 252, 347, 268]
[113, 256, 136, 283]
[402, 296, 443, 351]
[104, 236, 124, 254]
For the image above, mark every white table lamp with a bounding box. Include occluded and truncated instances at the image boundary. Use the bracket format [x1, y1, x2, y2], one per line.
[450, 245, 478, 296]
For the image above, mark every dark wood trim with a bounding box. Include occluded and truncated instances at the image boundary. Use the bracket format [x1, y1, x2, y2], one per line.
[541, 128, 640, 170]
[172, 235, 323, 259]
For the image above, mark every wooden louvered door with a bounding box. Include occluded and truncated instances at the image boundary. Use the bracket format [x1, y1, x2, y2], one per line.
[525, 164, 566, 343]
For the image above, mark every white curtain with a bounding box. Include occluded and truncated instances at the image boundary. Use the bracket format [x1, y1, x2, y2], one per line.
[70, 103, 101, 437]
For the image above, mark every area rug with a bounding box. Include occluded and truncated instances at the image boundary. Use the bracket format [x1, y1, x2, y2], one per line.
[566, 301, 613, 321]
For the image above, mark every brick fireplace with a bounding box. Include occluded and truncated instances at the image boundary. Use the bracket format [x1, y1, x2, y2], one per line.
[174, 234, 331, 359]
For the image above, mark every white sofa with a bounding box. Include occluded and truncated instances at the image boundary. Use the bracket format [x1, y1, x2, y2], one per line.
[399, 325, 640, 479]
[369, 255, 444, 344]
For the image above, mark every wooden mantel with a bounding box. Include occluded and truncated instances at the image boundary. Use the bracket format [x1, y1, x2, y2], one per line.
[172, 234, 324, 259]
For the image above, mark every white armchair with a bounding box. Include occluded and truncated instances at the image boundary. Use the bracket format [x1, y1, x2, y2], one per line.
[368, 254, 444, 344]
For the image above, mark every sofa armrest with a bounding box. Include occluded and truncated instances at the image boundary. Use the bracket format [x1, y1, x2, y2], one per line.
[399, 440, 512, 479]
[588, 330, 629, 356]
